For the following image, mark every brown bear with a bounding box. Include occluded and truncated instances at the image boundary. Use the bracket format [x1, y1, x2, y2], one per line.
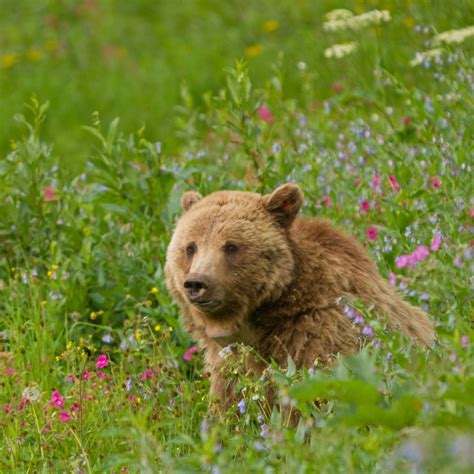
[165, 183, 434, 411]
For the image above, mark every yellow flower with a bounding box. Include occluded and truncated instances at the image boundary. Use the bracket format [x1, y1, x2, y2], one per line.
[27, 48, 43, 62]
[47, 270, 56, 279]
[154, 324, 161, 332]
[262, 19, 279, 33]
[40, 300, 47, 306]
[404, 16, 415, 28]
[2, 53, 19, 69]
[135, 329, 142, 340]
[150, 287, 158, 295]
[136, 397, 141, 404]
[126, 294, 132, 300]
[66, 341, 73, 350]
[52, 264, 58, 270]
[45, 39, 59, 52]
[145, 299, 153, 307]
[245, 44, 263, 58]
[90, 312, 98, 320]
[55, 356, 61, 362]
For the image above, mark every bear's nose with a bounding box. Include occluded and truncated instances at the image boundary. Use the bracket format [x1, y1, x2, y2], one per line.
[184, 275, 209, 300]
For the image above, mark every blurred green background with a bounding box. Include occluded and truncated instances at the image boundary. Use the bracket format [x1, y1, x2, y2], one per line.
[1, 0, 473, 170]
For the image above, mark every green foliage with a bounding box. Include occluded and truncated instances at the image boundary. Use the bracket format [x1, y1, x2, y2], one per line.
[0, 2, 473, 472]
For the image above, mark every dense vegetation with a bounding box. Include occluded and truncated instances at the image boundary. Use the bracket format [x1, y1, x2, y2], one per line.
[1, 1, 473, 472]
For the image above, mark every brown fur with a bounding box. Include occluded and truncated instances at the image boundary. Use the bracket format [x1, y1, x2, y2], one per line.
[165, 184, 434, 411]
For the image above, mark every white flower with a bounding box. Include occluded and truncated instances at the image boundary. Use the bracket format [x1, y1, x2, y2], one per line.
[410, 48, 444, 67]
[324, 42, 358, 59]
[22, 385, 40, 402]
[324, 9, 353, 23]
[432, 25, 474, 45]
[323, 9, 391, 32]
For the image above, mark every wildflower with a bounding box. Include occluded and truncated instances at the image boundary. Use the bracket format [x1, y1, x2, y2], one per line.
[372, 175, 381, 189]
[154, 324, 161, 332]
[51, 391, 65, 408]
[362, 326, 375, 337]
[125, 379, 132, 391]
[119, 341, 129, 351]
[412, 245, 429, 262]
[324, 42, 358, 59]
[331, 82, 343, 93]
[389, 272, 397, 286]
[388, 175, 400, 192]
[2, 53, 19, 69]
[258, 106, 273, 122]
[139, 369, 154, 381]
[430, 234, 442, 251]
[43, 186, 59, 202]
[183, 345, 199, 361]
[361, 200, 370, 212]
[102, 333, 114, 344]
[433, 25, 474, 45]
[66, 375, 75, 383]
[26, 48, 43, 62]
[367, 227, 378, 240]
[22, 386, 40, 402]
[410, 48, 444, 67]
[150, 287, 159, 295]
[262, 19, 279, 33]
[320, 195, 332, 207]
[237, 399, 246, 414]
[245, 44, 263, 58]
[83, 371, 90, 380]
[430, 176, 441, 188]
[96, 371, 106, 379]
[95, 354, 109, 368]
[396, 255, 410, 269]
[323, 9, 391, 32]
[59, 411, 71, 423]
[461, 335, 468, 348]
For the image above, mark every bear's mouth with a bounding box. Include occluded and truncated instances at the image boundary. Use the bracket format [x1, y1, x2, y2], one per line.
[192, 299, 223, 311]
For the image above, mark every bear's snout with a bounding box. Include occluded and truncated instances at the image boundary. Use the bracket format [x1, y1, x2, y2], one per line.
[184, 273, 209, 299]
[183, 273, 223, 311]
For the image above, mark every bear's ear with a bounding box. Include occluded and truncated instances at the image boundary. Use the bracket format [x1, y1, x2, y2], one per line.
[265, 183, 303, 227]
[181, 191, 202, 212]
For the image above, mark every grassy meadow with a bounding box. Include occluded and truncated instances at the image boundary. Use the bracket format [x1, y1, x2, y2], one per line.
[1, 1, 473, 472]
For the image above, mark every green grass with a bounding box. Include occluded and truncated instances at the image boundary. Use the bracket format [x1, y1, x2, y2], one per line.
[1, 1, 473, 472]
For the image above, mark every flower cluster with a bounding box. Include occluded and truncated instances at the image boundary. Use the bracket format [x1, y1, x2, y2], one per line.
[324, 42, 358, 59]
[323, 9, 391, 32]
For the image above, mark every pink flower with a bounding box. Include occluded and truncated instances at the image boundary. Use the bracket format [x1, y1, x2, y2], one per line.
[59, 411, 71, 423]
[389, 272, 397, 287]
[388, 175, 400, 192]
[3, 403, 13, 413]
[139, 369, 154, 381]
[355, 178, 362, 187]
[51, 391, 65, 408]
[95, 354, 109, 368]
[461, 335, 468, 348]
[372, 176, 381, 190]
[66, 375, 75, 383]
[83, 371, 90, 380]
[43, 186, 59, 202]
[430, 176, 441, 188]
[395, 255, 409, 269]
[183, 345, 199, 361]
[367, 227, 378, 240]
[360, 200, 370, 212]
[321, 195, 332, 208]
[430, 234, 442, 252]
[5, 368, 16, 376]
[412, 245, 429, 262]
[258, 106, 273, 122]
[96, 371, 106, 379]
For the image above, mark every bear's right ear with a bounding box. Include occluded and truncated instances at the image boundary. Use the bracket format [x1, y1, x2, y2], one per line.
[265, 183, 303, 227]
[181, 191, 203, 211]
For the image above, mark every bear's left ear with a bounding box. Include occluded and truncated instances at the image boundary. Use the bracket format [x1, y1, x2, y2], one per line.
[181, 191, 202, 212]
[265, 183, 303, 227]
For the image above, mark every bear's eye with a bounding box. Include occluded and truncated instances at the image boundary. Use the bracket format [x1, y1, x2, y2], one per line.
[186, 243, 196, 257]
[223, 242, 239, 254]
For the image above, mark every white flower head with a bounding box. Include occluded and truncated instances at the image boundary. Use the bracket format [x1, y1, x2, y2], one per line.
[324, 42, 358, 59]
[323, 9, 391, 32]
[22, 385, 41, 402]
[432, 25, 474, 45]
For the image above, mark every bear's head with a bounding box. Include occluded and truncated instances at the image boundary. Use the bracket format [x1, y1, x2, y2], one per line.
[165, 184, 303, 346]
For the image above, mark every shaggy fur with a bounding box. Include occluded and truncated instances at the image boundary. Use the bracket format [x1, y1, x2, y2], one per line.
[165, 184, 434, 410]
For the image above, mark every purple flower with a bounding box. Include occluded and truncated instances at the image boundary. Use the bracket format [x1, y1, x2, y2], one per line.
[461, 335, 468, 348]
[362, 326, 375, 337]
[237, 399, 246, 414]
